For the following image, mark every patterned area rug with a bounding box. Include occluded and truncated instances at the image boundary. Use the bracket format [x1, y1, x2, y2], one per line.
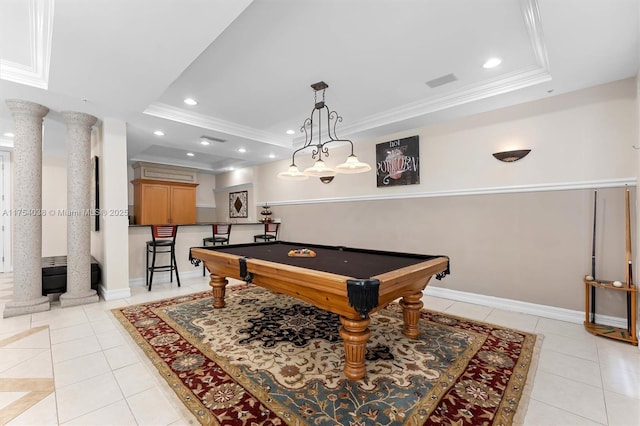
[112, 285, 539, 425]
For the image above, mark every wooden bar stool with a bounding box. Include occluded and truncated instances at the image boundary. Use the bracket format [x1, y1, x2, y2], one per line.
[202, 223, 232, 276]
[146, 224, 180, 291]
[254, 222, 280, 242]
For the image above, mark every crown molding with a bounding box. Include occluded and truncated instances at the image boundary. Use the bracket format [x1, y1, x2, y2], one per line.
[0, 0, 54, 90]
[143, 102, 290, 147]
[339, 66, 551, 137]
[520, 0, 550, 71]
[146, 0, 551, 147]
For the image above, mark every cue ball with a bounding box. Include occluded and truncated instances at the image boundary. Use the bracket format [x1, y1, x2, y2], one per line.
[585, 275, 594, 281]
[612, 281, 623, 288]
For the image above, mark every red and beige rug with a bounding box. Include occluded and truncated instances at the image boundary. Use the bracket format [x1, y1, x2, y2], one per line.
[112, 285, 539, 425]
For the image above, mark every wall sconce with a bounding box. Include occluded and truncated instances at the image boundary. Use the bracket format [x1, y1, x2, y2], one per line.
[319, 176, 334, 184]
[492, 149, 531, 162]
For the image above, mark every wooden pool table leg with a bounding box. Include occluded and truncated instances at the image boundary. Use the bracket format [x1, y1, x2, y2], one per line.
[400, 292, 424, 339]
[339, 316, 371, 380]
[209, 274, 228, 308]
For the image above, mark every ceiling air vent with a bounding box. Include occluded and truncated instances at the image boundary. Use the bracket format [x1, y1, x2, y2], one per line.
[425, 73, 458, 88]
[200, 135, 226, 143]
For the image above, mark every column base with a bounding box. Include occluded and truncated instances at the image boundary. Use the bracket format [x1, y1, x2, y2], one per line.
[3, 296, 50, 318]
[59, 290, 99, 308]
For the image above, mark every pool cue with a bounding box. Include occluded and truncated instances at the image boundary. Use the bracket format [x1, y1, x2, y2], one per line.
[590, 190, 597, 323]
[625, 187, 632, 286]
[592, 190, 597, 279]
[625, 187, 633, 332]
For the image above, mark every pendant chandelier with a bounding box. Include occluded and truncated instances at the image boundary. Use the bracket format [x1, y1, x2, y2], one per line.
[278, 81, 371, 181]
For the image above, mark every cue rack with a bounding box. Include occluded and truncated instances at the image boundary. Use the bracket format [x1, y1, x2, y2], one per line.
[583, 187, 638, 346]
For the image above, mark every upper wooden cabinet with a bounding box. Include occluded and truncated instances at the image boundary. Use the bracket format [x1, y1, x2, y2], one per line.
[132, 179, 198, 225]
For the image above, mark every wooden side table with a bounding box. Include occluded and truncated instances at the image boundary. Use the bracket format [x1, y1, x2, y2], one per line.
[584, 276, 637, 345]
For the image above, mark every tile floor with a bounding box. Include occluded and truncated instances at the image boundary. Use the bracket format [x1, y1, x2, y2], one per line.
[0, 273, 639, 425]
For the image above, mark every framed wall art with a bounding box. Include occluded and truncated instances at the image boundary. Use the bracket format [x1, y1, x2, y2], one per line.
[375, 135, 420, 187]
[229, 190, 248, 218]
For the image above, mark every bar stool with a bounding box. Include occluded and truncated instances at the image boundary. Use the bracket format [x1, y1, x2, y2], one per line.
[254, 222, 280, 242]
[202, 223, 232, 276]
[146, 224, 180, 291]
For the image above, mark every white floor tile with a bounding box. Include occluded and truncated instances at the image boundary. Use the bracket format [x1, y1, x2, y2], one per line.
[50, 323, 95, 345]
[55, 372, 123, 423]
[600, 363, 640, 400]
[443, 301, 493, 321]
[421, 294, 456, 312]
[6, 392, 58, 426]
[89, 318, 118, 334]
[126, 387, 181, 426]
[0, 349, 53, 378]
[0, 348, 50, 374]
[538, 349, 603, 388]
[541, 332, 600, 362]
[0, 392, 26, 411]
[51, 335, 102, 363]
[484, 308, 540, 332]
[104, 344, 140, 370]
[60, 399, 137, 425]
[54, 351, 112, 388]
[603, 390, 640, 426]
[32, 308, 90, 330]
[536, 317, 593, 339]
[531, 370, 608, 424]
[113, 362, 158, 397]
[523, 399, 606, 425]
[0, 315, 32, 335]
[1, 327, 50, 349]
[597, 345, 640, 376]
[95, 329, 126, 350]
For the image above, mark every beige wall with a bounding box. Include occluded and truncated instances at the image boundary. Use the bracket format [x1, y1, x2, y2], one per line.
[221, 78, 639, 317]
[273, 188, 633, 316]
[42, 156, 67, 256]
[255, 79, 637, 203]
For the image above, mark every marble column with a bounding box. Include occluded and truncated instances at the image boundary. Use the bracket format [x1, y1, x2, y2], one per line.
[59, 111, 99, 308]
[3, 100, 50, 318]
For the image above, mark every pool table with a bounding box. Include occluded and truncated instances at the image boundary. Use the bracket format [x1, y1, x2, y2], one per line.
[189, 241, 449, 380]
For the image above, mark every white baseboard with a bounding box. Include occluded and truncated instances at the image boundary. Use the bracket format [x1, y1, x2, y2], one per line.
[100, 284, 131, 301]
[424, 286, 629, 329]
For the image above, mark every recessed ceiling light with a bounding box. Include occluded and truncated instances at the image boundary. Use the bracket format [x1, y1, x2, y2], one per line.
[238, 148, 247, 153]
[268, 154, 275, 159]
[200, 140, 210, 146]
[286, 129, 295, 135]
[153, 130, 165, 136]
[483, 57, 502, 69]
[184, 98, 198, 106]
[3, 132, 14, 138]
[228, 167, 235, 171]
[186, 152, 195, 157]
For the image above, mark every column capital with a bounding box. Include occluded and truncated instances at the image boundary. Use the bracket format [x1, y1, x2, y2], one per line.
[62, 111, 98, 128]
[5, 99, 49, 119]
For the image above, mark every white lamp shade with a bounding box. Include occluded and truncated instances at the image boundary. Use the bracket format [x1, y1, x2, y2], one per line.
[335, 155, 372, 174]
[277, 165, 309, 180]
[303, 160, 336, 177]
